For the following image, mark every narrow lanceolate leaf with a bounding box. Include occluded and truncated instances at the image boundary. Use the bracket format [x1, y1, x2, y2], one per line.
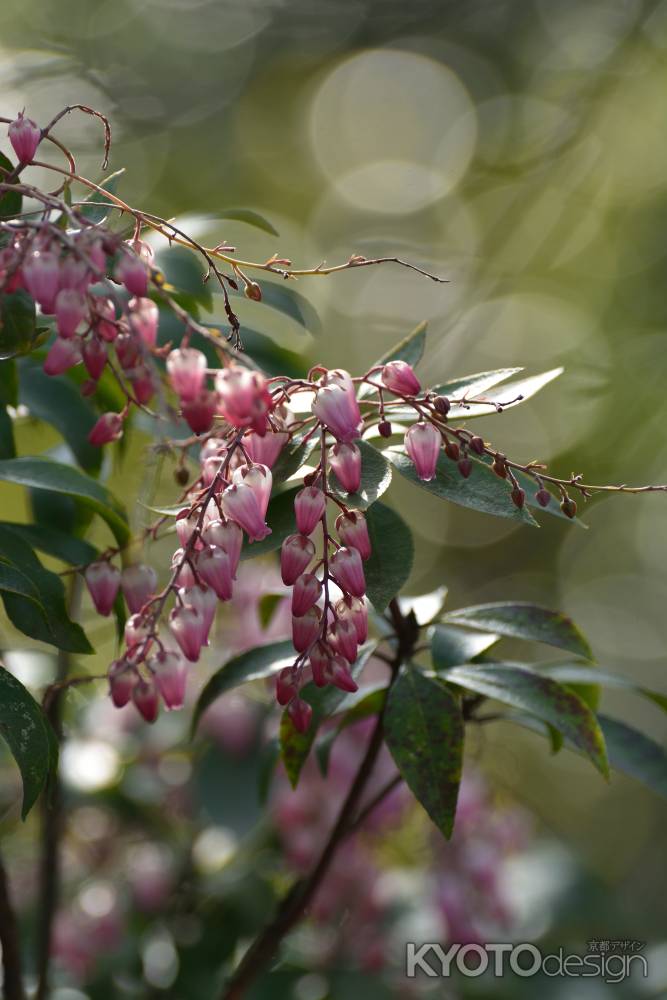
[192, 640, 295, 735]
[78, 169, 124, 225]
[431, 624, 499, 671]
[0, 522, 97, 567]
[19, 365, 102, 474]
[216, 208, 279, 236]
[443, 603, 593, 660]
[330, 440, 392, 510]
[0, 409, 16, 459]
[156, 246, 213, 311]
[0, 457, 130, 546]
[446, 368, 563, 419]
[358, 321, 427, 399]
[364, 502, 414, 612]
[598, 715, 667, 799]
[386, 449, 537, 526]
[0, 664, 57, 818]
[280, 642, 376, 788]
[446, 663, 608, 777]
[384, 666, 464, 839]
[239, 280, 321, 336]
[542, 664, 667, 714]
[433, 368, 524, 400]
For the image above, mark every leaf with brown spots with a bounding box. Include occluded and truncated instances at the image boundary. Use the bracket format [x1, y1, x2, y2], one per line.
[0, 665, 57, 819]
[443, 602, 593, 660]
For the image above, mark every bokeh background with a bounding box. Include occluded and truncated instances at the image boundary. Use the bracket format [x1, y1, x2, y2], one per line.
[1, 0, 667, 997]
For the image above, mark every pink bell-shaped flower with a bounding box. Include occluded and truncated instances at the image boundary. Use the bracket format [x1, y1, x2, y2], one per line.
[294, 486, 326, 536]
[405, 422, 441, 482]
[312, 373, 362, 443]
[327, 654, 358, 693]
[288, 696, 313, 733]
[329, 442, 361, 494]
[124, 613, 152, 654]
[330, 547, 366, 598]
[115, 250, 149, 297]
[167, 347, 207, 401]
[276, 666, 298, 706]
[8, 112, 41, 163]
[132, 677, 160, 723]
[182, 391, 217, 435]
[88, 411, 123, 446]
[171, 550, 196, 588]
[81, 337, 107, 380]
[55, 289, 86, 338]
[108, 659, 135, 708]
[128, 297, 158, 347]
[215, 366, 273, 434]
[179, 584, 217, 641]
[169, 604, 206, 662]
[336, 595, 368, 644]
[121, 564, 157, 614]
[23, 251, 60, 312]
[280, 534, 315, 586]
[43, 336, 81, 376]
[197, 545, 233, 600]
[202, 519, 243, 576]
[381, 360, 421, 396]
[242, 429, 288, 468]
[59, 255, 89, 293]
[94, 298, 119, 343]
[309, 642, 330, 687]
[128, 365, 156, 405]
[291, 573, 322, 617]
[223, 482, 271, 542]
[149, 650, 188, 710]
[335, 510, 371, 560]
[85, 561, 120, 616]
[329, 618, 358, 663]
[292, 606, 321, 653]
[234, 464, 272, 518]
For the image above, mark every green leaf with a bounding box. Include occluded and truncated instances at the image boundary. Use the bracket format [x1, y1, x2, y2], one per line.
[239, 328, 306, 378]
[433, 368, 524, 399]
[0, 408, 16, 459]
[258, 593, 284, 629]
[280, 642, 377, 787]
[445, 663, 608, 777]
[330, 440, 392, 510]
[78, 169, 124, 225]
[0, 457, 130, 546]
[431, 624, 499, 670]
[217, 208, 279, 236]
[364, 502, 414, 612]
[156, 245, 213, 311]
[192, 640, 294, 735]
[0, 560, 45, 603]
[542, 664, 667, 714]
[269, 435, 318, 486]
[0, 359, 18, 407]
[598, 715, 667, 798]
[384, 666, 464, 839]
[19, 365, 102, 474]
[0, 522, 97, 567]
[446, 368, 563, 419]
[0, 152, 22, 221]
[246, 280, 321, 336]
[0, 664, 56, 818]
[386, 448, 537, 526]
[0, 291, 37, 360]
[316, 683, 387, 776]
[442, 603, 593, 660]
[358, 322, 427, 399]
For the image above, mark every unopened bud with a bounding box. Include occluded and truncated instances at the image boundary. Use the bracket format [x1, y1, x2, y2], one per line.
[458, 457, 472, 479]
[378, 419, 392, 438]
[492, 454, 507, 479]
[560, 496, 577, 519]
[444, 439, 460, 462]
[433, 395, 451, 415]
[469, 435, 485, 456]
[244, 281, 262, 301]
[536, 488, 551, 507]
[511, 486, 526, 509]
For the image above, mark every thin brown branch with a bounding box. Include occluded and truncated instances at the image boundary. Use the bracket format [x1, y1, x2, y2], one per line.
[0, 849, 26, 1000]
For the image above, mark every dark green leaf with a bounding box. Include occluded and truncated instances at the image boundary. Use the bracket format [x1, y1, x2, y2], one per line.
[156, 246, 213, 311]
[542, 664, 667, 714]
[0, 152, 22, 221]
[445, 663, 608, 777]
[269, 435, 318, 486]
[258, 593, 284, 629]
[330, 440, 392, 510]
[0, 408, 15, 459]
[364, 502, 414, 612]
[386, 448, 537, 525]
[358, 322, 427, 399]
[598, 715, 667, 798]
[217, 208, 279, 236]
[239, 328, 306, 378]
[78, 169, 124, 225]
[0, 560, 45, 603]
[316, 683, 387, 776]
[19, 365, 102, 474]
[384, 666, 464, 838]
[0, 291, 37, 360]
[0, 664, 56, 818]
[0, 521, 97, 566]
[442, 603, 593, 660]
[0, 359, 18, 407]
[244, 280, 321, 336]
[0, 457, 130, 546]
[431, 624, 499, 670]
[257, 736, 281, 804]
[192, 640, 294, 735]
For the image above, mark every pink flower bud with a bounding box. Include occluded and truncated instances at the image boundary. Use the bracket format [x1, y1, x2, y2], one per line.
[329, 442, 362, 494]
[405, 422, 441, 481]
[59, 255, 89, 293]
[132, 678, 159, 723]
[222, 482, 271, 542]
[288, 696, 312, 733]
[8, 112, 41, 163]
[281, 534, 315, 585]
[276, 666, 298, 706]
[82, 337, 107, 380]
[175, 509, 198, 547]
[292, 606, 321, 653]
[23, 251, 60, 311]
[129, 365, 156, 404]
[294, 486, 326, 535]
[215, 366, 273, 434]
[329, 618, 358, 663]
[336, 595, 368, 643]
[312, 375, 362, 443]
[85, 561, 120, 616]
[309, 642, 330, 687]
[202, 519, 243, 576]
[330, 547, 365, 598]
[291, 573, 321, 617]
[233, 464, 272, 518]
[381, 359, 421, 396]
[94, 299, 119, 343]
[121, 564, 157, 614]
[86, 238, 107, 273]
[167, 348, 207, 401]
[88, 411, 123, 446]
[171, 550, 196, 588]
[149, 650, 187, 710]
[335, 510, 371, 560]
[108, 659, 135, 708]
[201, 454, 224, 487]
[179, 584, 217, 640]
[169, 605, 206, 662]
[197, 545, 233, 600]
[182, 391, 217, 435]
[242, 430, 288, 468]
[43, 336, 81, 376]
[115, 251, 149, 297]
[55, 289, 86, 338]
[327, 654, 358, 693]
[124, 613, 152, 653]
[128, 297, 158, 347]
